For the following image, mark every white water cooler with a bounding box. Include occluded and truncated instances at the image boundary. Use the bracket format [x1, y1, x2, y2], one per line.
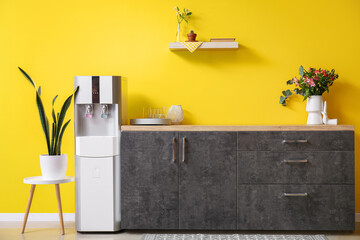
[74, 76, 127, 232]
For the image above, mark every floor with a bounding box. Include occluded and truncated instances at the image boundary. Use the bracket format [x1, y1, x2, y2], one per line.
[0, 222, 359, 240]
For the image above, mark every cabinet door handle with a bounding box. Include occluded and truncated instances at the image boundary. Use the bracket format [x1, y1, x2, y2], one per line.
[182, 137, 186, 162]
[283, 159, 308, 163]
[282, 139, 308, 144]
[172, 137, 176, 163]
[283, 193, 308, 197]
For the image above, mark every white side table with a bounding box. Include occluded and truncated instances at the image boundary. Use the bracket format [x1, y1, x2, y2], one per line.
[21, 176, 74, 235]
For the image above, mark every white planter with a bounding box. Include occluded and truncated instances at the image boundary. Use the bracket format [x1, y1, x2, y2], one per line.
[306, 95, 323, 125]
[40, 154, 68, 180]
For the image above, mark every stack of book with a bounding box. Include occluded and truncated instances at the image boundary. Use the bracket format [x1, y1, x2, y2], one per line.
[210, 38, 236, 42]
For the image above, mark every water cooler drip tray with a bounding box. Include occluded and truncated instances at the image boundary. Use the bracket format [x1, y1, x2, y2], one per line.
[76, 136, 119, 157]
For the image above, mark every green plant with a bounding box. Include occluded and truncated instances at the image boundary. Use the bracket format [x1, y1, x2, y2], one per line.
[190, 30, 194, 34]
[174, 6, 192, 41]
[19, 67, 78, 155]
[279, 65, 338, 106]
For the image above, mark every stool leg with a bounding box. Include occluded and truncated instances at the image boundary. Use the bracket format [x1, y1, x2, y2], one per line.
[55, 184, 65, 235]
[21, 184, 36, 234]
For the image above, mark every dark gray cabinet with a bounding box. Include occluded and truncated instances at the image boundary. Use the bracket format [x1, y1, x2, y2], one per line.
[121, 131, 237, 230]
[121, 131, 179, 229]
[121, 130, 355, 231]
[237, 131, 355, 230]
[179, 132, 237, 229]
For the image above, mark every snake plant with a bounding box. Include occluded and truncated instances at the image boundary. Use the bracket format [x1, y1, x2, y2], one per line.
[19, 67, 78, 155]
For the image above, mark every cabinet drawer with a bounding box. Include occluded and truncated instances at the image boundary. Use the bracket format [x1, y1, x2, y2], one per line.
[238, 151, 354, 184]
[238, 131, 354, 151]
[238, 184, 355, 230]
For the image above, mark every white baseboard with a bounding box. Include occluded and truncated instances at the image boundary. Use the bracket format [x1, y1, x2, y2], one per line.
[0, 213, 75, 222]
[1, 213, 359, 222]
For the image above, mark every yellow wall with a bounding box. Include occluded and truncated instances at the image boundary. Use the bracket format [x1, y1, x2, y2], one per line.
[1, 0, 359, 213]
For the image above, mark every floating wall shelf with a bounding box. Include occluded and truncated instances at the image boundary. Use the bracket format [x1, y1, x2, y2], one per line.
[169, 42, 239, 51]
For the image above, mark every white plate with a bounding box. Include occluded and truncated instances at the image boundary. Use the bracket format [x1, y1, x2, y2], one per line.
[130, 118, 171, 125]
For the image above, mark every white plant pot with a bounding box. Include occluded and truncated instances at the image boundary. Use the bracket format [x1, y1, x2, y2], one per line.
[40, 154, 68, 180]
[306, 95, 323, 125]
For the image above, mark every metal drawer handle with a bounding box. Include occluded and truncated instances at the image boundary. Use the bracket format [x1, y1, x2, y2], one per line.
[283, 159, 308, 163]
[182, 137, 186, 162]
[283, 193, 308, 197]
[282, 139, 308, 143]
[172, 137, 176, 163]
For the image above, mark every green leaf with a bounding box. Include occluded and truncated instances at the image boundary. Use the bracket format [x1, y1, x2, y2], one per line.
[282, 90, 292, 97]
[36, 92, 50, 154]
[38, 86, 41, 96]
[74, 86, 79, 96]
[19, 67, 36, 89]
[57, 120, 71, 155]
[45, 116, 50, 152]
[304, 88, 310, 99]
[286, 79, 293, 85]
[279, 96, 286, 106]
[299, 65, 304, 78]
[53, 87, 78, 154]
[50, 122, 55, 155]
[285, 89, 292, 96]
[52, 109, 57, 124]
[52, 95, 58, 106]
[54, 95, 72, 153]
[57, 95, 73, 132]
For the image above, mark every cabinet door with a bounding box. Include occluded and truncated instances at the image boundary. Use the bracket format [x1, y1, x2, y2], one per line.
[121, 131, 179, 229]
[179, 132, 237, 230]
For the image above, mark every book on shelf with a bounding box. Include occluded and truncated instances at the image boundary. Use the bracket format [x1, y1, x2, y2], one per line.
[210, 38, 236, 42]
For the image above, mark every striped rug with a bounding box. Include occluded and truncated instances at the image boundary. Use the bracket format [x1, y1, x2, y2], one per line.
[142, 234, 328, 240]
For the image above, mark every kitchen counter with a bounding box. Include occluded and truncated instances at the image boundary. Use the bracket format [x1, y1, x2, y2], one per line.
[121, 125, 354, 131]
[120, 124, 355, 230]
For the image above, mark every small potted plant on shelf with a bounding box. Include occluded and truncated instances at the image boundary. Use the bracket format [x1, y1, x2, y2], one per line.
[279, 65, 338, 125]
[19, 67, 78, 180]
[187, 30, 197, 42]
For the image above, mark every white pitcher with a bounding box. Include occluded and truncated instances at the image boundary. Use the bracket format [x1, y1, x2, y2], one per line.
[306, 96, 337, 125]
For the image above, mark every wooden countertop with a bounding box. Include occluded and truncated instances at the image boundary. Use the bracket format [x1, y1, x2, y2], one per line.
[121, 125, 354, 131]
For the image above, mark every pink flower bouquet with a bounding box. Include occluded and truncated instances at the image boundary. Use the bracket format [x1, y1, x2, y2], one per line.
[279, 66, 338, 106]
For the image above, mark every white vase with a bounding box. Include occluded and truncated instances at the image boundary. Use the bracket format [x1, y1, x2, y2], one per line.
[167, 105, 184, 124]
[176, 23, 180, 42]
[40, 154, 68, 180]
[306, 95, 323, 125]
